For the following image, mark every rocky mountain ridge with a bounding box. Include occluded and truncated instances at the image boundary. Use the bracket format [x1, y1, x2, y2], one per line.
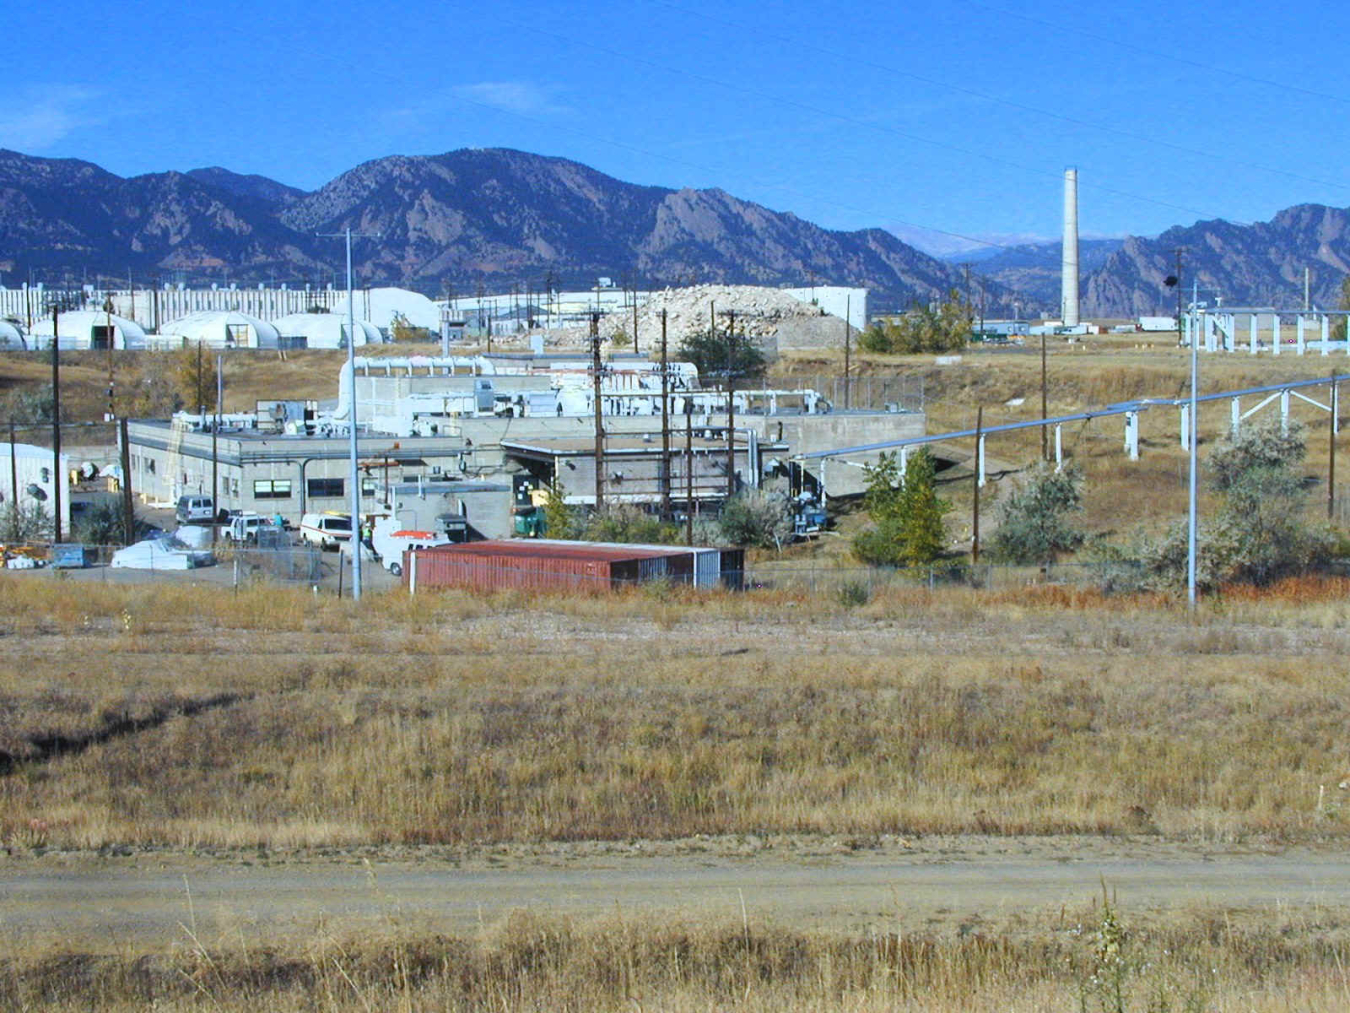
[0, 147, 1014, 314]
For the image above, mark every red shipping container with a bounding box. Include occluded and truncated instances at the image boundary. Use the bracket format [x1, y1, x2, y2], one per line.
[405, 540, 692, 593]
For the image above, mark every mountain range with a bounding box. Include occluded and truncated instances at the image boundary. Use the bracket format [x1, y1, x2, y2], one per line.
[1, 146, 1348, 320]
[0, 148, 1015, 315]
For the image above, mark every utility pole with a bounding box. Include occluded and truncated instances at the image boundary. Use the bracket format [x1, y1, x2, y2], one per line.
[843, 294, 851, 410]
[972, 405, 983, 563]
[212, 354, 222, 542]
[318, 226, 380, 601]
[725, 309, 736, 500]
[1040, 332, 1048, 461]
[1330, 372, 1339, 521]
[196, 341, 204, 417]
[105, 294, 115, 420]
[632, 279, 639, 354]
[660, 309, 671, 520]
[51, 306, 61, 544]
[119, 417, 134, 546]
[591, 312, 605, 513]
[1187, 279, 1200, 609]
[685, 397, 694, 547]
[9, 420, 17, 536]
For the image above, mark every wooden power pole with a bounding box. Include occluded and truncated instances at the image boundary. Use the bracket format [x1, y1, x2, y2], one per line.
[591, 313, 605, 513]
[660, 309, 671, 521]
[51, 306, 62, 543]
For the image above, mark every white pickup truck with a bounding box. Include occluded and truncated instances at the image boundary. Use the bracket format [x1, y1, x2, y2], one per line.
[370, 515, 454, 576]
[221, 512, 278, 544]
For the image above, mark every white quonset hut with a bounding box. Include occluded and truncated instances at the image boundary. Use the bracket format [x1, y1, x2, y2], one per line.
[0, 320, 26, 349]
[158, 311, 280, 349]
[331, 287, 440, 332]
[0, 442, 71, 534]
[272, 313, 384, 349]
[29, 311, 147, 350]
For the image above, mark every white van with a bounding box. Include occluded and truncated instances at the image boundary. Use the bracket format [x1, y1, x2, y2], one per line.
[370, 515, 453, 576]
[176, 496, 215, 525]
[299, 512, 352, 549]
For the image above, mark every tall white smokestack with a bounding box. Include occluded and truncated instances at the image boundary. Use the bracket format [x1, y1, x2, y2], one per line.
[1061, 167, 1080, 327]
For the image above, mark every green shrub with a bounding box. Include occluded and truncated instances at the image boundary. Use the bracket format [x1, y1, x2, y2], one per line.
[989, 463, 1084, 564]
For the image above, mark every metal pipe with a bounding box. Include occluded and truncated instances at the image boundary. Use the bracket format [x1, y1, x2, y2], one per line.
[794, 373, 1350, 461]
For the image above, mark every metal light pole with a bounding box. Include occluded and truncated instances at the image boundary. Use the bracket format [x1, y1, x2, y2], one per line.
[1187, 279, 1200, 609]
[318, 226, 379, 601]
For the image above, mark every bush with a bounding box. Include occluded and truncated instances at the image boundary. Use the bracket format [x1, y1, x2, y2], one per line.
[989, 463, 1085, 564]
[584, 504, 681, 545]
[716, 485, 793, 549]
[1133, 418, 1332, 591]
[0, 501, 52, 541]
[71, 495, 150, 547]
[856, 290, 971, 355]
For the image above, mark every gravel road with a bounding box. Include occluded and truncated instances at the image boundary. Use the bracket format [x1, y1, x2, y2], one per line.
[3, 837, 1347, 949]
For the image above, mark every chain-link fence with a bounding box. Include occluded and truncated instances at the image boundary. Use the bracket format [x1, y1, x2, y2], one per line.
[3, 540, 327, 587]
[741, 560, 1143, 595]
[798, 375, 924, 413]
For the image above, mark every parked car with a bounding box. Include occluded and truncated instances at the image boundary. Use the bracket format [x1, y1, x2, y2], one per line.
[175, 495, 215, 525]
[299, 512, 352, 550]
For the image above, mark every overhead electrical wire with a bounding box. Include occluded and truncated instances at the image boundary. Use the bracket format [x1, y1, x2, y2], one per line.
[965, 0, 1350, 109]
[444, 1, 1245, 227]
[653, 0, 1348, 195]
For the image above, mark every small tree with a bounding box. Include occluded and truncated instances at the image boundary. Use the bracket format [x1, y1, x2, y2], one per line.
[989, 463, 1085, 564]
[172, 344, 219, 413]
[542, 473, 582, 539]
[677, 327, 768, 383]
[853, 449, 950, 566]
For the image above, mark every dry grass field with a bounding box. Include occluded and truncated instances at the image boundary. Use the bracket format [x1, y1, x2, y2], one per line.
[2, 576, 1350, 1008]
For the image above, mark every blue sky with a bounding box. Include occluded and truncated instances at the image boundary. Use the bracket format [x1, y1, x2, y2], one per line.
[4, 0, 1349, 255]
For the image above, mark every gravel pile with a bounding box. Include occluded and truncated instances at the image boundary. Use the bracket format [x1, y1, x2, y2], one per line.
[538, 284, 831, 351]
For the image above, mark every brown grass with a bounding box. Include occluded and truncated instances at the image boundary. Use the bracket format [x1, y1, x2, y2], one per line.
[3, 576, 1350, 850]
[4, 903, 1349, 1010]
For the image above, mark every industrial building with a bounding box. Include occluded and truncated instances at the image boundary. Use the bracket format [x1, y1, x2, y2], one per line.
[123, 352, 926, 538]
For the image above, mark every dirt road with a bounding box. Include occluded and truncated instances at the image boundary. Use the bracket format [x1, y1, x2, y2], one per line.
[3, 836, 1347, 949]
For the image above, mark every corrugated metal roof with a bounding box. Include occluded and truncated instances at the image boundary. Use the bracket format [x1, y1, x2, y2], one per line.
[418, 539, 688, 562]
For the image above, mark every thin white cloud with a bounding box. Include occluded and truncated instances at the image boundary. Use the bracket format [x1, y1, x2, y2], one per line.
[451, 81, 571, 116]
[0, 85, 99, 150]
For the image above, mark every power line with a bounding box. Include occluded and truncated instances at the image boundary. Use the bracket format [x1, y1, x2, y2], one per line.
[652, 0, 1349, 195]
[965, 0, 1350, 109]
[447, 1, 1245, 225]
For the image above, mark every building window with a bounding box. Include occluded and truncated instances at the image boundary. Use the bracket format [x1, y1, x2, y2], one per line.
[254, 479, 292, 499]
[307, 477, 344, 498]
